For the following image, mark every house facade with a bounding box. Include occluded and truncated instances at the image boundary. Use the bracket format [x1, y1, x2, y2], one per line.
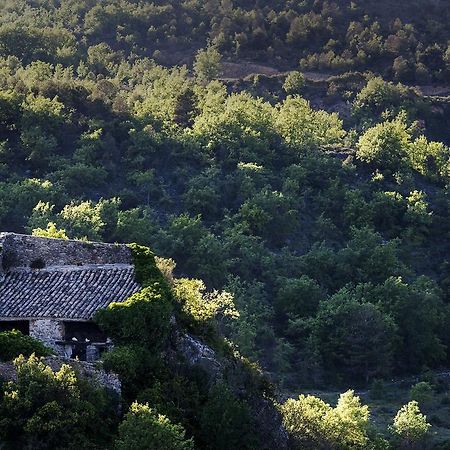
[0, 233, 141, 361]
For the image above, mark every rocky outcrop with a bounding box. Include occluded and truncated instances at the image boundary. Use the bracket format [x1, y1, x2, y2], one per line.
[170, 329, 290, 449]
[175, 332, 224, 381]
[249, 396, 291, 449]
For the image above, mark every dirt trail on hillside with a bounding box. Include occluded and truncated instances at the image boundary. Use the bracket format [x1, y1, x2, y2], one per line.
[220, 61, 284, 79]
[219, 60, 450, 96]
[415, 85, 450, 96]
[220, 61, 331, 82]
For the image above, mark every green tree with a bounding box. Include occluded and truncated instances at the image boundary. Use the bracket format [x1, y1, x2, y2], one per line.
[275, 276, 324, 319]
[370, 276, 446, 371]
[283, 71, 306, 95]
[191, 92, 276, 166]
[356, 116, 411, 171]
[32, 222, 68, 239]
[391, 401, 431, 449]
[312, 290, 398, 381]
[0, 354, 116, 448]
[409, 382, 434, 410]
[275, 96, 345, 152]
[58, 200, 105, 241]
[352, 77, 423, 123]
[337, 227, 405, 285]
[115, 402, 194, 450]
[280, 390, 370, 449]
[194, 45, 222, 84]
[173, 278, 238, 337]
[200, 384, 256, 450]
[409, 135, 450, 180]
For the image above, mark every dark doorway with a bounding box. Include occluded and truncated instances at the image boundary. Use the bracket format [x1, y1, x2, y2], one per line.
[71, 342, 87, 361]
[0, 320, 30, 335]
[63, 321, 107, 343]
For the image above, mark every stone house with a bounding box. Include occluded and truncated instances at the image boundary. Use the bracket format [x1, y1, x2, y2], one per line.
[0, 233, 141, 361]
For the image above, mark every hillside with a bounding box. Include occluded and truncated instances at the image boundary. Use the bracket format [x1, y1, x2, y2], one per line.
[0, 0, 450, 448]
[1, 0, 450, 82]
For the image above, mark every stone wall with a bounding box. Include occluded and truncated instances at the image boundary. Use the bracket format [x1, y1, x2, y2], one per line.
[0, 233, 132, 270]
[0, 356, 121, 395]
[0, 243, 3, 281]
[29, 319, 65, 352]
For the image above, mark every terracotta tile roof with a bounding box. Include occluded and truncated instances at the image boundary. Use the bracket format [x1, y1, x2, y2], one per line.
[0, 265, 141, 320]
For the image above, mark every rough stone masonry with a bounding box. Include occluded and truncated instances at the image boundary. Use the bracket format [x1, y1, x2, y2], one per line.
[0, 233, 141, 361]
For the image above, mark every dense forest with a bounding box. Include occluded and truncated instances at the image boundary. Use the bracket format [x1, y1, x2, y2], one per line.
[1, 0, 450, 80]
[1, 0, 450, 448]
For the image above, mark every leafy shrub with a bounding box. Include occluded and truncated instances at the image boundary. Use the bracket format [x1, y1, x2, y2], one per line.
[116, 402, 194, 450]
[356, 116, 410, 171]
[0, 354, 117, 448]
[275, 275, 324, 319]
[32, 221, 68, 239]
[0, 330, 51, 361]
[172, 278, 238, 340]
[194, 45, 222, 84]
[283, 72, 305, 95]
[101, 345, 163, 399]
[312, 290, 398, 381]
[280, 390, 370, 449]
[410, 382, 434, 410]
[390, 401, 431, 448]
[352, 77, 424, 123]
[94, 284, 173, 348]
[275, 96, 345, 152]
[128, 243, 168, 288]
[199, 384, 257, 450]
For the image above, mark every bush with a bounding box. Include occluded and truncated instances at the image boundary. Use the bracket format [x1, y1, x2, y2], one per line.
[410, 382, 434, 410]
[280, 390, 370, 449]
[352, 77, 423, 123]
[275, 275, 324, 319]
[200, 384, 257, 450]
[172, 278, 238, 338]
[0, 329, 51, 361]
[128, 243, 168, 288]
[101, 345, 163, 398]
[356, 116, 410, 171]
[115, 402, 194, 450]
[194, 45, 222, 84]
[0, 354, 117, 448]
[391, 401, 431, 449]
[94, 284, 173, 348]
[283, 71, 305, 95]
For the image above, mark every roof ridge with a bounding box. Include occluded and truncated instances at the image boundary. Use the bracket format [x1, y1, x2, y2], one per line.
[7, 263, 135, 273]
[0, 232, 127, 248]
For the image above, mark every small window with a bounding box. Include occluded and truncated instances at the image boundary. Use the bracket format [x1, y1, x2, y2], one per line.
[30, 258, 45, 269]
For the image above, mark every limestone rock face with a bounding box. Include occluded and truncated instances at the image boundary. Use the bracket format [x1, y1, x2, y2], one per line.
[249, 396, 290, 449]
[170, 328, 290, 450]
[176, 333, 223, 381]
